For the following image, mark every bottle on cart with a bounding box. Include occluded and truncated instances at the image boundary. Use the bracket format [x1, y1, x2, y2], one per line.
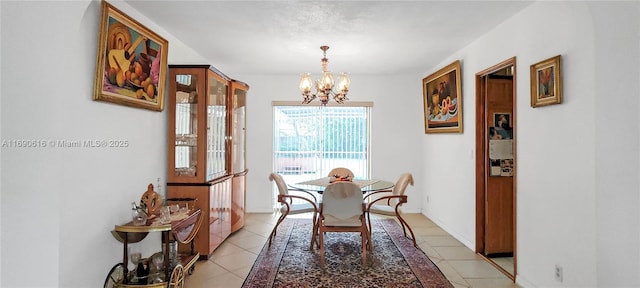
[135, 259, 150, 284]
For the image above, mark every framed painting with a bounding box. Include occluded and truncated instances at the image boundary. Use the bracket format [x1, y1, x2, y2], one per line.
[530, 55, 562, 108]
[422, 60, 463, 133]
[93, 1, 168, 111]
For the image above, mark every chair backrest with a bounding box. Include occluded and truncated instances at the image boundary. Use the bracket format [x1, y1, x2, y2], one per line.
[328, 167, 354, 179]
[322, 181, 363, 220]
[269, 173, 289, 195]
[390, 173, 414, 206]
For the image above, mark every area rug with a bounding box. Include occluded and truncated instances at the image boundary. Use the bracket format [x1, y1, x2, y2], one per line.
[242, 218, 453, 288]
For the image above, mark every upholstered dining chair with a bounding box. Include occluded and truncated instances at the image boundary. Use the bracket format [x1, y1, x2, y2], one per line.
[365, 173, 418, 247]
[327, 167, 354, 180]
[268, 173, 319, 250]
[317, 181, 371, 267]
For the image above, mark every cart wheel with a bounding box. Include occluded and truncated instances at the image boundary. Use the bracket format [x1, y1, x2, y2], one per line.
[168, 264, 185, 288]
[103, 263, 125, 288]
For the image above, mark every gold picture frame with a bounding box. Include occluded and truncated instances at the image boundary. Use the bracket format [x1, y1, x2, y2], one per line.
[530, 55, 562, 108]
[422, 60, 463, 133]
[93, 1, 168, 111]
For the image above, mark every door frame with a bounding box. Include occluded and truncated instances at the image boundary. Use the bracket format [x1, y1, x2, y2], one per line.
[475, 57, 517, 281]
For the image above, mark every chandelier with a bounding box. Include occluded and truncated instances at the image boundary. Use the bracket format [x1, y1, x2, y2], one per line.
[299, 45, 351, 105]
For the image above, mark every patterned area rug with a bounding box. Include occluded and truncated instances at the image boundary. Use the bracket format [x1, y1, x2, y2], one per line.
[243, 218, 453, 288]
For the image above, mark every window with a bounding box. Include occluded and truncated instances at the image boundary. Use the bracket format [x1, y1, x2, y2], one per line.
[272, 102, 372, 206]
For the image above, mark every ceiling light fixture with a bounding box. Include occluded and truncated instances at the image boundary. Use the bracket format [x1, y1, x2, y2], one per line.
[299, 45, 350, 105]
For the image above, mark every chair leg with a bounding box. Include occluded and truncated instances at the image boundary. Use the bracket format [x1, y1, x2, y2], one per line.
[361, 230, 367, 266]
[368, 225, 373, 250]
[366, 212, 373, 247]
[309, 211, 319, 250]
[268, 211, 288, 247]
[315, 214, 321, 249]
[395, 213, 417, 247]
[319, 227, 325, 268]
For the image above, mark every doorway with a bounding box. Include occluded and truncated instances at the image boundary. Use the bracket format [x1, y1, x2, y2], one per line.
[475, 57, 517, 281]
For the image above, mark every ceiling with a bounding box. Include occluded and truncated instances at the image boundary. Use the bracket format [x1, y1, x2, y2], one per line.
[125, 1, 534, 77]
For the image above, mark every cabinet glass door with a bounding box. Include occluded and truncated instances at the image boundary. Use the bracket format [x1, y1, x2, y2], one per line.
[206, 72, 228, 180]
[174, 74, 199, 177]
[231, 86, 247, 173]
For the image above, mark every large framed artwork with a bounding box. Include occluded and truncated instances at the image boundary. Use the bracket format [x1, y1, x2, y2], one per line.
[530, 55, 562, 108]
[422, 60, 463, 133]
[93, 1, 168, 111]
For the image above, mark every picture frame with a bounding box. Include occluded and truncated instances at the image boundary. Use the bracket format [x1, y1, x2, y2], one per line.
[530, 55, 562, 108]
[422, 60, 463, 134]
[493, 112, 511, 129]
[93, 1, 168, 111]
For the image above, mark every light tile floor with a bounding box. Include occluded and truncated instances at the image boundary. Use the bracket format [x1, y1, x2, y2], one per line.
[184, 213, 521, 288]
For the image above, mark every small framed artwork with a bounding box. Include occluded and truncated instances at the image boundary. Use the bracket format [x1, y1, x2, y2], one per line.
[93, 1, 168, 111]
[490, 113, 513, 139]
[422, 60, 463, 133]
[493, 112, 511, 129]
[530, 55, 562, 108]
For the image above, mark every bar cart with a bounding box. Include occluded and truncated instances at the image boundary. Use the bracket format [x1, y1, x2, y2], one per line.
[105, 208, 203, 288]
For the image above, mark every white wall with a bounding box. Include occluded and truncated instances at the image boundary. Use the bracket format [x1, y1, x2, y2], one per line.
[421, 1, 639, 287]
[591, 3, 640, 287]
[0, 1, 206, 287]
[0, 1, 3, 285]
[235, 73, 425, 214]
[2, 1, 638, 288]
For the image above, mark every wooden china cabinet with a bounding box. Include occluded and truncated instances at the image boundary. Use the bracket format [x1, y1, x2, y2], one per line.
[166, 65, 248, 259]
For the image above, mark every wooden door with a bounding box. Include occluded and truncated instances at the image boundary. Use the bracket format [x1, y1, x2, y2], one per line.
[484, 76, 514, 255]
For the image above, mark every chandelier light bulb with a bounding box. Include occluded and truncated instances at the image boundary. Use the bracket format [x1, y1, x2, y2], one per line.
[321, 71, 334, 90]
[299, 73, 312, 93]
[337, 72, 350, 92]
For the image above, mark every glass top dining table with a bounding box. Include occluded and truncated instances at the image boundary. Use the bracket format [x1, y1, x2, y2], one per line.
[289, 177, 395, 194]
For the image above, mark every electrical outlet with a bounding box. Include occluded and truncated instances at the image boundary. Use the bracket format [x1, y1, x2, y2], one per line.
[555, 265, 563, 282]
